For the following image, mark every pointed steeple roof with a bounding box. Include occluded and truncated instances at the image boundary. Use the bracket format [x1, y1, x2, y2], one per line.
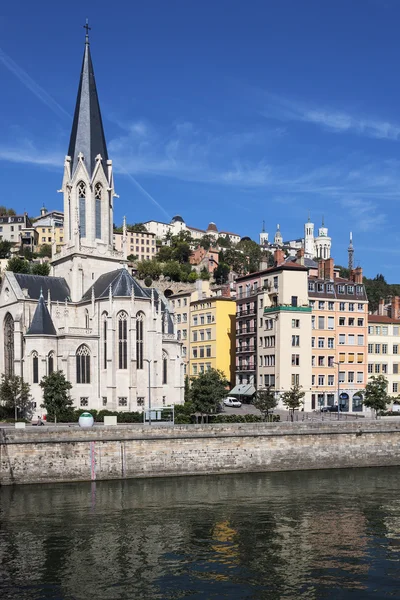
[67, 29, 108, 178]
[27, 294, 57, 336]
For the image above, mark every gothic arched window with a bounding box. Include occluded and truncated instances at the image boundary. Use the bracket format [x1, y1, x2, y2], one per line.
[32, 351, 39, 384]
[118, 311, 128, 369]
[76, 344, 90, 384]
[162, 351, 168, 385]
[136, 312, 144, 370]
[48, 351, 54, 375]
[4, 313, 14, 377]
[84, 309, 90, 330]
[95, 183, 102, 239]
[77, 181, 86, 238]
[102, 312, 108, 370]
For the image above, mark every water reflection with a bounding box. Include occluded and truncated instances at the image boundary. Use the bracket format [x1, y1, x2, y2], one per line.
[1, 468, 400, 599]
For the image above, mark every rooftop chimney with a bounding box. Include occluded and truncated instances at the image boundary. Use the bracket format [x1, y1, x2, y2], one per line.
[274, 248, 285, 267]
[324, 258, 334, 281]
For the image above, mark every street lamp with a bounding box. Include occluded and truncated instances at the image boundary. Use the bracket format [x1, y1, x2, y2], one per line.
[332, 361, 341, 420]
[143, 359, 152, 426]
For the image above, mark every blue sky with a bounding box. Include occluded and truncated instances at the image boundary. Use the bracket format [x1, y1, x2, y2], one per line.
[1, 0, 400, 279]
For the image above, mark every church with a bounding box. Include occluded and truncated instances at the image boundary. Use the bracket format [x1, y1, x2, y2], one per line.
[0, 29, 184, 412]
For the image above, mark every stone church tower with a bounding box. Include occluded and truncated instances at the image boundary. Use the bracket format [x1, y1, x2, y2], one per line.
[52, 30, 127, 301]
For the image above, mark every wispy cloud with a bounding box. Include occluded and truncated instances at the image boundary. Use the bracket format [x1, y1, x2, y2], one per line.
[0, 140, 62, 167]
[260, 92, 400, 141]
[341, 198, 387, 232]
[0, 46, 71, 121]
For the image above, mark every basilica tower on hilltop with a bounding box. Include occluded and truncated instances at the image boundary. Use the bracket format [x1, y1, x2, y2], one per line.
[52, 25, 126, 300]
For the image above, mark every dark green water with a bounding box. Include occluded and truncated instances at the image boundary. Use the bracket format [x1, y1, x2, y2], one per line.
[1, 468, 400, 599]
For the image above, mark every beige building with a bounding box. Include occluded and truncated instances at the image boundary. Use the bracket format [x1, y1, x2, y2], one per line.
[368, 314, 400, 399]
[113, 229, 157, 261]
[256, 260, 312, 410]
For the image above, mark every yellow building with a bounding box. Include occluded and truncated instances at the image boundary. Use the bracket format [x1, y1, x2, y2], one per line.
[190, 296, 236, 385]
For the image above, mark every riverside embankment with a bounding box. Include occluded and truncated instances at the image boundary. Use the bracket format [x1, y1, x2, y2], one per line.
[1, 420, 400, 485]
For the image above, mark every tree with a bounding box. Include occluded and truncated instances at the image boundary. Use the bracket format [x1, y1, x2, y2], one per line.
[6, 257, 31, 274]
[157, 245, 173, 262]
[127, 254, 138, 262]
[281, 383, 305, 422]
[163, 261, 182, 282]
[0, 375, 32, 420]
[253, 387, 278, 421]
[144, 276, 152, 287]
[128, 223, 148, 233]
[364, 375, 390, 418]
[22, 246, 35, 261]
[0, 240, 13, 258]
[217, 236, 232, 248]
[200, 267, 210, 281]
[190, 368, 228, 423]
[184, 375, 190, 402]
[172, 241, 191, 264]
[136, 259, 162, 280]
[31, 263, 50, 276]
[40, 371, 73, 424]
[199, 234, 215, 251]
[38, 244, 52, 258]
[188, 271, 198, 283]
[214, 263, 230, 284]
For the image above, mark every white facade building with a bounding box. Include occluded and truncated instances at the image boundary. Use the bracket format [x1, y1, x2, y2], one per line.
[0, 31, 184, 413]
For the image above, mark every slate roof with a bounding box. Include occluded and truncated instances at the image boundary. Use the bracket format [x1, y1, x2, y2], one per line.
[14, 274, 70, 302]
[286, 256, 318, 268]
[81, 269, 148, 301]
[27, 295, 57, 336]
[67, 36, 108, 178]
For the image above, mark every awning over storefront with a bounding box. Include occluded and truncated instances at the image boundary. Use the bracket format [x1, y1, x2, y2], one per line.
[229, 384, 256, 397]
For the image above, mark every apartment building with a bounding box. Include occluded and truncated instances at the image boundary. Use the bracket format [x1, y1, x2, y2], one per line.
[144, 215, 241, 244]
[368, 313, 400, 399]
[235, 249, 312, 408]
[0, 214, 32, 244]
[256, 260, 312, 409]
[113, 230, 157, 261]
[190, 296, 236, 385]
[309, 261, 368, 412]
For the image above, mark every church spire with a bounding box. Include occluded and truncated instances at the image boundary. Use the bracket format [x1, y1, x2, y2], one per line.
[348, 231, 354, 271]
[67, 22, 108, 178]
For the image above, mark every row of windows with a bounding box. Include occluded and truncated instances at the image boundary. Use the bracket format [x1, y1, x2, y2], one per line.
[259, 335, 276, 348]
[0, 225, 23, 232]
[312, 315, 364, 329]
[192, 363, 212, 375]
[338, 334, 365, 345]
[312, 337, 335, 348]
[193, 329, 212, 342]
[260, 374, 276, 387]
[312, 372, 364, 385]
[309, 282, 363, 295]
[193, 313, 214, 326]
[259, 354, 276, 367]
[368, 325, 400, 336]
[176, 313, 188, 323]
[192, 301, 213, 310]
[367, 343, 396, 354]
[177, 329, 187, 340]
[368, 363, 400, 375]
[338, 352, 364, 363]
[312, 355, 336, 367]
[32, 351, 54, 383]
[192, 346, 212, 358]
[171, 297, 188, 308]
[310, 300, 364, 312]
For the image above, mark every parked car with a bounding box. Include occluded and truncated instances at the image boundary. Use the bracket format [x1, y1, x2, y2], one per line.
[320, 405, 338, 413]
[223, 397, 242, 408]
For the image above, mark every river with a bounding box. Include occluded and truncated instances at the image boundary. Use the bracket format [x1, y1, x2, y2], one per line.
[1, 467, 400, 599]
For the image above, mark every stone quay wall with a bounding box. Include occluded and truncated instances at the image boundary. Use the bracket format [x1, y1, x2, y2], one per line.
[1, 421, 400, 486]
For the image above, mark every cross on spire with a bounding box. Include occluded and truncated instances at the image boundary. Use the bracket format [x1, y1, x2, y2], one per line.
[83, 18, 91, 43]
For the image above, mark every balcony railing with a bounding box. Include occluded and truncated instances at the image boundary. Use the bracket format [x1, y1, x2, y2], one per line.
[236, 364, 256, 372]
[237, 346, 255, 353]
[264, 305, 312, 314]
[236, 327, 256, 335]
[236, 308, 256, 318]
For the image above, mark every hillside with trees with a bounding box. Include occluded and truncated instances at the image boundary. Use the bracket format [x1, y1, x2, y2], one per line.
[337, 266, 400, 313]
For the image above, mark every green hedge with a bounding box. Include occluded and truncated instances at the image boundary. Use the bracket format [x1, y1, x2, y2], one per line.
[45, 409, 143, 423]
